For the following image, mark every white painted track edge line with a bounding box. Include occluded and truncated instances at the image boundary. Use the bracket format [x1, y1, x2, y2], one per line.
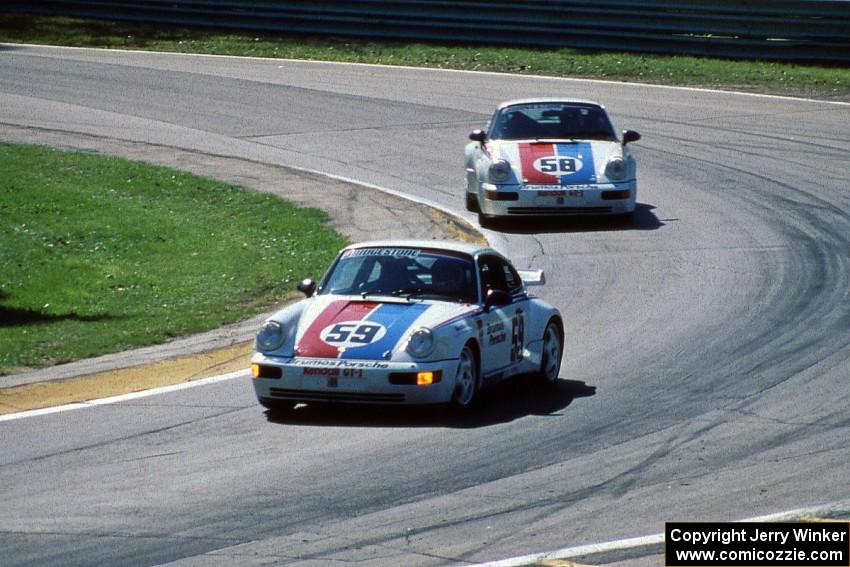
[467, 499, 850, 567]
[0, 369, 250, 422]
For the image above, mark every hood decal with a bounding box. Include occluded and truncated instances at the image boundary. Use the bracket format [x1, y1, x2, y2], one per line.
[296, 300, 430, 359]
[517, 142, 597, 185]
[296, 300, 379, 358]
[342, 302, 430, 359]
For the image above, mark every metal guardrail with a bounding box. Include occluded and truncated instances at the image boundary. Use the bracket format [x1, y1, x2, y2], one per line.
[5, 0, 850, 63]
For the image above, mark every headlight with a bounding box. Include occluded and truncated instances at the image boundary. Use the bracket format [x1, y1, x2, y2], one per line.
[488, 160, 511, 183]
[257, 320, 285, 352]
[605, 157, 627, 181]
[406, 327, 435, 358]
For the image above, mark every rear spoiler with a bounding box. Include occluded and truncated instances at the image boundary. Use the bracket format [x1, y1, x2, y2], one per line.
[517, 269, 545, 286]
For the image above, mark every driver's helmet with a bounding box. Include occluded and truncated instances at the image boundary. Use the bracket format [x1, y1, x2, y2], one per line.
[430, 258, 465, 293]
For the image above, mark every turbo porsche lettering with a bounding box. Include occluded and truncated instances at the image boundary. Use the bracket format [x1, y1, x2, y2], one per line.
[291, 358, 390, 369]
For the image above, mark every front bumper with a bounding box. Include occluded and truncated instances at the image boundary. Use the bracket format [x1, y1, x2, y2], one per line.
[478, 181, 636, 217]
[251, 353, 459, 406]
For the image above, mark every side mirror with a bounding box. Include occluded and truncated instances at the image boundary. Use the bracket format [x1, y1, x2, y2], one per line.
[484, 289, 512, 311]
[469, 129, 487, 143]
[297, 278, 316, 297]
[623, 130, 641, 144]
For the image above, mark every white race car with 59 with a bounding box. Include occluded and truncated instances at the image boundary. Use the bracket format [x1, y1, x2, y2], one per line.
[250, 240, 564, 412]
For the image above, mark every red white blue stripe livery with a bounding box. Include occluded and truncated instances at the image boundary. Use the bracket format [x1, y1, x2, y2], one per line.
[465, 98, 641, 227]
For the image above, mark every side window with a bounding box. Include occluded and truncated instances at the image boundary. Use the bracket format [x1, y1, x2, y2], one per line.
[501, 261, 523, 294]
[486, 110, 502, 139]
[478, 255, 508, 295]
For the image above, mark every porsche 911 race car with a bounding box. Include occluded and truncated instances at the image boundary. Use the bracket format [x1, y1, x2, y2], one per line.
[465, 98, 641, 226]
[250, 240, 563, 411]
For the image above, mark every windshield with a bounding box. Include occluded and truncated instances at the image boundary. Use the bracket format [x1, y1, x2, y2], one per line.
[488, 102, 617, 141]
[319, 247, 478, 304]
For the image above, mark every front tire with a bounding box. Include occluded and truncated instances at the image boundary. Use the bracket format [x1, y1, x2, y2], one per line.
[451, 344, 479, 409]
[466, 192, 479, 212]
[536, 320, 563, 387]
[478, 210, 499, 229]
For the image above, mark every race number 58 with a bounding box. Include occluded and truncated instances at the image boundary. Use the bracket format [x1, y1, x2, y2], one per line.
[535, 156, 577, 174]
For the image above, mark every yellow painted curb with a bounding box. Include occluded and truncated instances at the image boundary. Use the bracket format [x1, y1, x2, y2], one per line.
[423, 207, 487, 245]
[0, 341, 253, 415]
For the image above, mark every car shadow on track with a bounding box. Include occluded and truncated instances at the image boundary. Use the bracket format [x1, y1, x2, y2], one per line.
[490, 203, 664, 234]
[263, 377, 596, 429]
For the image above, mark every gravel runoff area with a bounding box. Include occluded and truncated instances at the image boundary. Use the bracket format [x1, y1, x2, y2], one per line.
[0, 124, 483, 413]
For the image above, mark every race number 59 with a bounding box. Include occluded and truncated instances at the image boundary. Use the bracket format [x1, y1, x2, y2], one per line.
[510, 313, 525, 362]
[321, 321, 386, 347]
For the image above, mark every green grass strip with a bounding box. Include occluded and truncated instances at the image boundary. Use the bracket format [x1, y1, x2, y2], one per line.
[0, 144, 346, 372]
[1, 13, 848, 100]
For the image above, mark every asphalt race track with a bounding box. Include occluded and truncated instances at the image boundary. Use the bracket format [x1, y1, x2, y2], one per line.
[1, 44, 848, 566]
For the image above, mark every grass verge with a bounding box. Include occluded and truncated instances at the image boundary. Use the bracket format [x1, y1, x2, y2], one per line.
[0, 143, 346, 373]
[1, 13, 848, 101]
